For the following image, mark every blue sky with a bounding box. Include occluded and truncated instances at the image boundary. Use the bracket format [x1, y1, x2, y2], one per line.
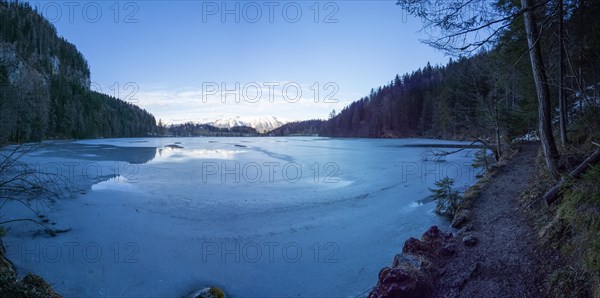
[29, 1, 448, 123]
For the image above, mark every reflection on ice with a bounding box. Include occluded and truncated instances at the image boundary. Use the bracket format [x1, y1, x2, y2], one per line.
[154, 146, 244, 162]
[91, 175, 138, 192]
[5, 137, 485, 298]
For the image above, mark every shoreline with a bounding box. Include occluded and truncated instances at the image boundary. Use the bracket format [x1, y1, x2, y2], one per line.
[2, 137, 470, 297]
[0, 240, 61, 297]
[368, 142, 541, 297]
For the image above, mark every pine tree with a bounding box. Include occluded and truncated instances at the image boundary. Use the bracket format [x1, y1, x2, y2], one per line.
[429, 177, 462, 218]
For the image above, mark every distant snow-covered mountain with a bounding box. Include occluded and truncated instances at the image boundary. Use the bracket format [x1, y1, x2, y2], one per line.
[208, 116, 287, 133]
[210, 117, 248, 129]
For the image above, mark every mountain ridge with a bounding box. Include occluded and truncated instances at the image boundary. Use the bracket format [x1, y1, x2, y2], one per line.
[207, 116, 287, 133]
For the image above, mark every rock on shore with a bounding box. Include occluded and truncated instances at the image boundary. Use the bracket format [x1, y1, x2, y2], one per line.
[368, 226, 456, 298]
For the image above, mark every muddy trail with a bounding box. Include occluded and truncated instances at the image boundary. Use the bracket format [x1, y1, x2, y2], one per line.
[433, 142, 544, 297]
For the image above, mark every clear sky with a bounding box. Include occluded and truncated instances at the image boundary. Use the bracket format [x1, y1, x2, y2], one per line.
[28, 1, 448, 124]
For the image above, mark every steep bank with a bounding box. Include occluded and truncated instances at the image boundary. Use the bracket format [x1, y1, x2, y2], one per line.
[0, 1, 156, 144]
[369, 142, 544, 297]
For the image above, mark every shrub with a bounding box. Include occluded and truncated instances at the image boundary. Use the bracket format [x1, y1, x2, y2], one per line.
[430, 177, 462, 218]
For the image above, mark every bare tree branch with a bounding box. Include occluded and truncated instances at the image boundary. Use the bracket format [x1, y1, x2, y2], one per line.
[0, 144, 73, 236]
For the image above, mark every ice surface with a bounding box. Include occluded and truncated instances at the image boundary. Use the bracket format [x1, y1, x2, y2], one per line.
[2, 137, 481, 297]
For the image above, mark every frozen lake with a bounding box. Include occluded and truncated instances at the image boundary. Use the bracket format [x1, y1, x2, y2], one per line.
[3, 137, 481, 297]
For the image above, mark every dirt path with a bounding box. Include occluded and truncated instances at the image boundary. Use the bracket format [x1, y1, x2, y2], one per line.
[433, 142, 543, 297]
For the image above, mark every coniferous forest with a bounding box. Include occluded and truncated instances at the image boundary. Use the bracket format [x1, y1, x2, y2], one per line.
[276, 0, 600, 162]
[2, 0, 600, 296]
[0, 1, 156, 144]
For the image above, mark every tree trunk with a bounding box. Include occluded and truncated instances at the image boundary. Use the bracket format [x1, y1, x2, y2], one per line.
[559, 0, 569, 146]
[521, 0, 561, 179]
[544, 147, 600, 205]
[494, 99, 502, 159]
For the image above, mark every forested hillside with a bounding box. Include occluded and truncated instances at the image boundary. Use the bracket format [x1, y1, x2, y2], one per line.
[0, 1, 156, 144]
[280, 0, 600, 156]
[162, 121, 259, 137]
[321, 55, 536, 141]
[268, 119, 325, 136]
